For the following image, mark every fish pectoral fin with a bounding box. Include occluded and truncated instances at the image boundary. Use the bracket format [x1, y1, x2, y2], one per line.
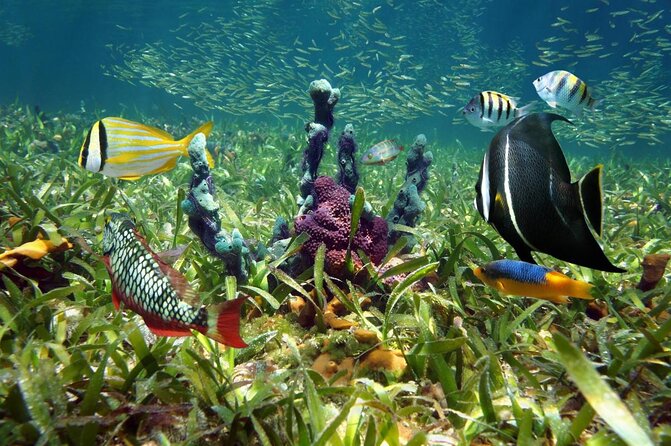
[495, 280, 507, 292]
[546, 101, 558, 108]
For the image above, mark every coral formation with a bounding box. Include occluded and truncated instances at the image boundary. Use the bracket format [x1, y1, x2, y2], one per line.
[294, 176, 388, 274]
[386, 134, 433, 249]
[182, 133, 252, 282]
[336, 124, 359, 194]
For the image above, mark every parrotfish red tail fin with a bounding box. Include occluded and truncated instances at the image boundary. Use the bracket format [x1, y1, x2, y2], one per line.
[207, 296, 248, 348]
[514, 102, 535, 118]
[179, 121, 215, 168]
[577, 165, 604, 236]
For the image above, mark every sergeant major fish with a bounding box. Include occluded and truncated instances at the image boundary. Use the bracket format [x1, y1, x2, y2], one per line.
[79, 117, 215, 180]
[462, 91, 534, 130]
[473, 259, 594, 304]
[102, 213, 247, 347]
[474, 113, 624, 273]
[361, 139, 403, 165]
[533, 70, 600, 116]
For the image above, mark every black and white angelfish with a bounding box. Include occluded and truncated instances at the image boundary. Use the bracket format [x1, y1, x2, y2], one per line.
[474, 112, 624, 273]
[462, 91, 534, 131]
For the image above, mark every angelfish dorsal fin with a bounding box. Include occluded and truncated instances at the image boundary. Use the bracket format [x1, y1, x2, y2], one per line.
[577, 165, 604, 237]
[506, 113, 573, 182]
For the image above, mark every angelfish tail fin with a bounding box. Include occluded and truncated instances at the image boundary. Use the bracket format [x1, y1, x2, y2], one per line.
[577, 165, 603, 237]
[179, 121, 215, 167]
[207, 296, 248, 348]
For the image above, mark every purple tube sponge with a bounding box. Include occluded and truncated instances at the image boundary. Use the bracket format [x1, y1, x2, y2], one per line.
[300, 123, 329, 199]
[336, 124, 359, 194]
[309, 79, 340, 131]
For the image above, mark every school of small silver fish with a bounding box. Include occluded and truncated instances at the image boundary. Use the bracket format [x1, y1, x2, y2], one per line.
[102, 0, 671, 148]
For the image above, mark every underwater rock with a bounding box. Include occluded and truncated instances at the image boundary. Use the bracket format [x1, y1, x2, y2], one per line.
[182, 133, 252, 282]
[336, 124, 359, 194]
[294, 176, 387, 275]
[386, 134, 432, 249]
[309, 79, 340, 131]
[637, 253, 670, 292]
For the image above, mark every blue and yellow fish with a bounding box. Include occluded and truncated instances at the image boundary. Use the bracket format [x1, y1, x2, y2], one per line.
[473, 259, 594, 304]
[102, 213, 247, 347]
[79, 117, 214, 180]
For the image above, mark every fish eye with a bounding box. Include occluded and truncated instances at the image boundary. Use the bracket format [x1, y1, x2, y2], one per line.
[470, 106, 475, 112]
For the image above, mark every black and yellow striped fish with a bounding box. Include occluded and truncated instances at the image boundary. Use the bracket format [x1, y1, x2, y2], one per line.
[462, 91, 534, 131]
[533, 70, 599, 116]
[79, 117, 214, 180]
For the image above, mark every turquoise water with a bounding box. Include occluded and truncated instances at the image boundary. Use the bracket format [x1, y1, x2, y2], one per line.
[1, 0, 669, 154]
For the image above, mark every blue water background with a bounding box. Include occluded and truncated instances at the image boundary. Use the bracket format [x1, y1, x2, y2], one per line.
[0, 0, 669, 158]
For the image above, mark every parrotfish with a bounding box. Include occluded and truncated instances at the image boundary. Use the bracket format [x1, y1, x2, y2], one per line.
[474, 113, 624, 273]
[473, 259, 594, 304]
[463, 91, 534, 130]
[361, 139, 403, 165]
[102, 213, 247, 347]
[79, 117, 215, 180]
[533, 70, 600, 116]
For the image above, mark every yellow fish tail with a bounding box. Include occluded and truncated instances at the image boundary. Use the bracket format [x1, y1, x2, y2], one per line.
[178, 121, 215, 168]
[547, 272, 594, 300]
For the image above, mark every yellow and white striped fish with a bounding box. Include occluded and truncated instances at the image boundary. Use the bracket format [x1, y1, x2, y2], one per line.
[78, 117, 214, 180]
[533, 70, 599, 116]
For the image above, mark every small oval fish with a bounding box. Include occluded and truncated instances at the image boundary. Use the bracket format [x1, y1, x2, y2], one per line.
[473, 259, 594, 304]
[533, 70, 599, 116]
[463, 91, 533, 131]
[361, 139, 403, 165]
[79, 117, 215, 180]
[102, 213, 247, 347]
